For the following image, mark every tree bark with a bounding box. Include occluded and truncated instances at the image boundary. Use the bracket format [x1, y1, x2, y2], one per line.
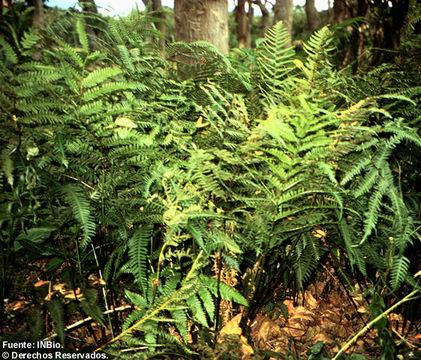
[329, 0, 348, 25]
[142, 0, 166, 47]
[79, 0, 98, 14]
[273, 0, 293, 41]
[32, 0, 45, 29]
[253, 0, 270, 38]
[174, 0, 229, 55]
[305, 0, 319, 31]
[235, 0, 250, 48]
[79, 0, 99, 48]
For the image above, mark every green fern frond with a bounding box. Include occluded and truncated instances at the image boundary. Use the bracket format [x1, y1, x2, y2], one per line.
[360, 178, 388, 245]
[55, 38, 84, 67]
[82, 67, 123, 88]
[198, 286, 215, 322]
[255, 21, 296, 101]
[20, 29, 40, 52]
[46, 299, 65, 343]
[127, 225, 153, 293]
[61, 184, 96, 248]
[200, 275, 248, 306]
[186, 294, 209, 327]
[0, 37, 18, 65]
[76, 18, 89, 53]
[390, 255, 410, 290]
[79, 289, 105, 326]
[170, 308, 189, 342]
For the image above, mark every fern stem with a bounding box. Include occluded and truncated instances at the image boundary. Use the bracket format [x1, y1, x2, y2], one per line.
[213, 250, 223, 343]
[94, 291, 178, 352]
[42, 305, 132, 341]
[94, 251, 203, 352]
[332, 289, 419, 360]
[75, 232, 83, 275]
[90, 243, 114, 338]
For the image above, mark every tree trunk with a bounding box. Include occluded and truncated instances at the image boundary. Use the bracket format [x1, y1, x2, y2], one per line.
[253, 0, 270, 38]
[32, 0, 45, 29]
[235, 0, 250, 48]
[142, 0, 165, 34]
[273, 0, 293, 41]
[142, 0, 166, 47]
[174, 0, 229, 55]
[79, 0, 98, 14]
[305, 0, 319, 31]
[79, 0, 99, 48]
[329, 0, 348, 25]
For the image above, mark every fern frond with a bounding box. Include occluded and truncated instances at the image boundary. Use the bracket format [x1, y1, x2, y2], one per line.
[186, 294, 209, 327]
[46, 299, 65, 343]
[200, 275, 248, 306]
[127, 225, 153, 293]
[82, 67, 123, 88]
[76, 18, 89, 53]
[390, 256, 410, 290]
[61, 184, 96, 248]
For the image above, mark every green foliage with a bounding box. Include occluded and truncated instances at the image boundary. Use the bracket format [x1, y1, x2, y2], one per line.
[46, 299, 65, 344]
[0, 9, 420, 359]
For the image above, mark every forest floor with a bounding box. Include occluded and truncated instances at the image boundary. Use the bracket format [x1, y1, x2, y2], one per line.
[2, 261, 421, 359]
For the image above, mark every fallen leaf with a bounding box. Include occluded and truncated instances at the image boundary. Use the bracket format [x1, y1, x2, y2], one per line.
[10, 300, 30, 311]
[34, 280, 50, 287]
[220, 314, 242, 336]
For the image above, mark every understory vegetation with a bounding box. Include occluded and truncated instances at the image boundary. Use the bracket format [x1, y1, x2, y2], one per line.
[1, 5, 420, 360]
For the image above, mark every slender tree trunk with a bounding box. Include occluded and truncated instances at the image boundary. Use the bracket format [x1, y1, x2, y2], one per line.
[31, 0, 44, 60]
[329, 0, 348, 25]
[79, 0, 98, 14]
[341, 0, 368, 69]
[79, 0, 99, 47]
[235, 0, 250, 48]
[142, 0, 165, 34]
[273, 0, 293, 41]
[142, 0, 166, 47]
[253, 0, 270, 37]
[259, 5, 269, 38]
[32, 0, 45, 29]
[305, 0, 319, 31]
[174, 0, 229, 55]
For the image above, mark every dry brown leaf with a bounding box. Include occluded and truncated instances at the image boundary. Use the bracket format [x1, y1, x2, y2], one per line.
[303, 290, 318, 308]
[289, 306, 313, 322]
[240, 335, 254, 360]
[255, 317, 282, 347]
[219, 314, 254, 359]
[220, 313, 242, 336]
[313, 332, 334, 344]
[63, 288, 84, 300]
[283, 326, 306, 337]
[9, 300, 30, 311]
[34, 280, 50, 287]
[53, 283, 67, 293]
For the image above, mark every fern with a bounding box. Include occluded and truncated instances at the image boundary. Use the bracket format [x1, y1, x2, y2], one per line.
[186, 294, 209, 327]
[390, 256, 410, 291]
[127, 225, 153, 294]
[2, 8, 420, 356]
[62, 184, 96, 248]
[200, 275, 248, 306]
[46, 299, 65, 343]
[255, 21, 296, 101]
[76, 18, 90, 53]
